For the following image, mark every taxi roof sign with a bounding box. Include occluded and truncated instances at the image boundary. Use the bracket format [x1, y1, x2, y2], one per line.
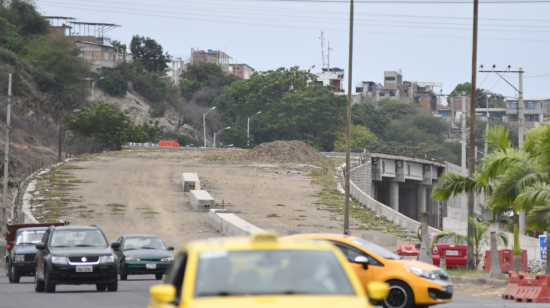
[251, 232, 278, 243]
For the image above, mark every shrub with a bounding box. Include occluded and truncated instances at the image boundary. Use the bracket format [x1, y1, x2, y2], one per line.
[99, 70, 127, 97]
[148, 102, 166, 118]
[133, 71, 167, 103]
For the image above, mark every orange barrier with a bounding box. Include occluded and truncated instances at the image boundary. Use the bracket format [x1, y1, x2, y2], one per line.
[523, 274, 550, 303]
[159, 140, 180, 147]
[483, 249, 528, 273]
[397, 244, 419, 256]
[515, 272, 535, 302]
[502, 271, 519, 300]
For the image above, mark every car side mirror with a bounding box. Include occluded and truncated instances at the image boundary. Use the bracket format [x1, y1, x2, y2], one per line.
[150, 284, 176, 304]
[353, 255, 369, 270]
[111, 242, 120, 249]
[168, 246, 174, 251]
[35, 243, 45, 250]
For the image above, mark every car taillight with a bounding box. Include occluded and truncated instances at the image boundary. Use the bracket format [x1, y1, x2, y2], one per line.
[433, 246, 439, 254]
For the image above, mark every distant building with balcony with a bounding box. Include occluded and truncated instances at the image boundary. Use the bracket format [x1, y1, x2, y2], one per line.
[315, 67, 344, 92]
[189, 48, 254, 79]
[506, 98, 550, 129]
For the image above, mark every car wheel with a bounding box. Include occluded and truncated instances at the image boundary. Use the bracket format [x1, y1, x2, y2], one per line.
[5, 260, 10, 278]
[11, 265, 20, 283]
[7, 262, 13, 283]
[96, 283, 107, 291]
[107, 280, 118, 292]
[34, 266, 45, 292]
[44, 270, 56, 293]
[119, 269, 128, 281]
[382, 280, 414, 308]
[155, 273, 163, 280]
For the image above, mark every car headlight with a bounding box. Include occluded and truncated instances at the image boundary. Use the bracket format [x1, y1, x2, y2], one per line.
[407, 265, 436, 280]
[161, 257, 174, 262]
[15, 255, 25, 262]
[125, 256, 140, 261]
[99, 255, 115, 263]
[52, 256, 68, 265]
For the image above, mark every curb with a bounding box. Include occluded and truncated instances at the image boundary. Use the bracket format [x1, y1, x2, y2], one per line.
[450, 276, 508, 288]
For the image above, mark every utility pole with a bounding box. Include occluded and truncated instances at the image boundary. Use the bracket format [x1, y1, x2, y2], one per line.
[467, 0, 479, 270]
[203, 107, 216, 148]
[344, 0, 354, 236]
[461, 95, 467, 176]
[2, 74, 12, 233]
[479, 66, 525, 234]
[483, 91, 493, 159]
[247, 111, 261, 148]
[319, 31, 326, 70]
[327, 41, 332, 70]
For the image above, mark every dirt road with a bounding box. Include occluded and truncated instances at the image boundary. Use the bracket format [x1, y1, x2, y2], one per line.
[57, 151, 351, 248]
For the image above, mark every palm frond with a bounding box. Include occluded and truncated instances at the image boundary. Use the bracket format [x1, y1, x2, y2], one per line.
[431, 172, 479, 201]
[485, 126, 511, 154]
[488, 165, 548, 211]
[515, 182, 550, 212]
[526, 203, 550, 231]
[536, 123, 550, 167]
[480, 149, 534, 183]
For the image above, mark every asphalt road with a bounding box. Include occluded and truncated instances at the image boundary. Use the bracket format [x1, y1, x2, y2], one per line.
[0, 267, 547, 308]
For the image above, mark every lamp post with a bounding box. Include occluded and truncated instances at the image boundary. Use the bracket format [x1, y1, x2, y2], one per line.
[84, 77, 104, 102]
[247, 111, 261, 148]
[203, 107, 216, 148]
[482, 90, 493, 159]
[213, 127, 231, 149]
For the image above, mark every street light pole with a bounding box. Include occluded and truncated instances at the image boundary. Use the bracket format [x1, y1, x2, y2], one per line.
[213, 127, 231, 149]
[247, 111, 261, 148]
[1, 74, 12, 233]
[344, 0, 354, 236]
[482, 90, 493, 159]
[203, 107, 216, 148]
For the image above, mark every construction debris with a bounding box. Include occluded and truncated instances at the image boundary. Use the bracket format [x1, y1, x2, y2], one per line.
[240, 140, 326, 164]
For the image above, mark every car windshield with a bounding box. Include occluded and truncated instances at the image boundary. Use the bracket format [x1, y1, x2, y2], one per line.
[123, 236, 166, 250]
[194, 249, 355, 297]
[351, 238, 402, 260]
[15, 230, 45, 245]
[50, 230, 108, 248]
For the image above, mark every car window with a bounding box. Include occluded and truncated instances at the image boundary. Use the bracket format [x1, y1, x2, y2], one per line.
[123, 237, 166, 250]
[15, 230, 45, 245]
[50, 230, 108, 247]
[435, 236, 467, 245]
[331, 242, 383, 266]
[351, 238, 402, 260]
[164, 252, 188, 304]
[194, 249, 355, 297]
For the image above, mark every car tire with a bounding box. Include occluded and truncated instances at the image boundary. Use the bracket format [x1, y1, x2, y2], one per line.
[155, 273, 163, 280]
[119, 270, 128, 281]
[96, 283, 107, 291]
[34, 267, 45, 292]
[11, 265, 20, 283]
[7, 262, 13, 283]
[382, 280, 414, 308]
[44, 270, 56, 293]
[107, 280, 118, 292]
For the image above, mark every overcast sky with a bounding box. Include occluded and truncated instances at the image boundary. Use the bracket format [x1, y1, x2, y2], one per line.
[35, 0, 550, 99]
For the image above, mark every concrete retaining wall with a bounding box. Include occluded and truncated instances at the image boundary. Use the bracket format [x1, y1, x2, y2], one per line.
[182, 173, 200, 192]
[189, 190, 214, 212]
[443, 217, 541, 261]
[208, 209, 264, 236]
[350, 164, 440, 235]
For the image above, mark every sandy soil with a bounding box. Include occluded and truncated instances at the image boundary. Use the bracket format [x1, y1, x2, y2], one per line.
[58, 150, 353, 248]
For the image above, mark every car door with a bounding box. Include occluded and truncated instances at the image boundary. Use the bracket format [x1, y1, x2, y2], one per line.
[36, 229, 50, 280]
[156, 252, 187, 307]
[329, 240, 373, 291]
[114, 237, 124, 262]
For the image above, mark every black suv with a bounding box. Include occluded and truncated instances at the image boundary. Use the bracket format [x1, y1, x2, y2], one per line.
[34, 225, 120, 293]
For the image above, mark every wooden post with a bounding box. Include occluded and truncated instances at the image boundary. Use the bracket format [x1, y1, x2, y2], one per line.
[489, 231, 502, 278]
[419, 212, 434, 265]
[440, 256, 447, 270]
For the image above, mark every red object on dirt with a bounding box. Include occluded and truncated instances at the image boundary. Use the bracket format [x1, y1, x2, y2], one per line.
[483, 249, 528, 273]
[397, 244, 419, 256]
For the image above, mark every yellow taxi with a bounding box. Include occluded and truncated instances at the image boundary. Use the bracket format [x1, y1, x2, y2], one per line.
[148, 233, 389, 308]
[290, 234, 453, 308]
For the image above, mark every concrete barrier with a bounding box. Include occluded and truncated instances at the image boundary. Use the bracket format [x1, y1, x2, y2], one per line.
[208, 209, 264, 236]
[361, 232, 397, 247]
[182, 173, 200, 192]
[189, 190, 214, 212]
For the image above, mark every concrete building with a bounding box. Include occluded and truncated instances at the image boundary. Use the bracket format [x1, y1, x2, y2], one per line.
[189, 48, 254, 80]
[315, 67, 344, 92]
[505, 98, 550, 129]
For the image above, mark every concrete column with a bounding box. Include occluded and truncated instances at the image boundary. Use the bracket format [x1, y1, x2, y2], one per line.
[389, 182, 399, 211]
[417, 185, 426, 220]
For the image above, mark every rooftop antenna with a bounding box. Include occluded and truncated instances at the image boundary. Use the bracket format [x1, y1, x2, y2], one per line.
[327, 41, 332, 71]
[319, 31, 326, 70]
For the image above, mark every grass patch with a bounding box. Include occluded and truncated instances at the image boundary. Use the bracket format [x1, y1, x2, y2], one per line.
[106, 203, 127, 208]
[144, 211, 160, 214]
[266, 213, 281, 218]
[204, 153, 240, 162]
[298, 215, 307, 217]
[275, 203, 285, 207]
[58, 165, 84, 170]
[111, 207, 125, 212]
[309, 159, 338, 189]
[446, 268, 482, 276]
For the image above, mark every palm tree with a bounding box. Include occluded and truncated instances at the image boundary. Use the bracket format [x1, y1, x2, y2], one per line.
[430, 217, 508, 270]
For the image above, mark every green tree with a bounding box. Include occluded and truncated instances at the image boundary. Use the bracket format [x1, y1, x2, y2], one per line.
[351, 103, 389, 138]
[111, 40, 127, 53]
[1, 0, 49, 37]
[0, 17, 25, 55]
[133, 71, 169, 103]
[431, 217, 508, 270]
[98, 69, 127, 97]
[66, 102, 163, 150]
[377, 98, 419, 120]
[449, 82, 505, 108]
[333, 124, 377, 152]
[130, 35, 171, 73]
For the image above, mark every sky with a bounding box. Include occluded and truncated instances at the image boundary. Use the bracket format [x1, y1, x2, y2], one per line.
[34, 0, 550, 99]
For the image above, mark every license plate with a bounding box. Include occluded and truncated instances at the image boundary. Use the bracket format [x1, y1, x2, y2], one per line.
[76, 266, 93, 273]
[446, 250, 459, 256]
[447, 286, 453, 293]
[146, 263, 156, 269]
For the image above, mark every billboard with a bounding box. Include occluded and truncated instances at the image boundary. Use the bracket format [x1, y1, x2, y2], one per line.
[540, 234, 547, 267]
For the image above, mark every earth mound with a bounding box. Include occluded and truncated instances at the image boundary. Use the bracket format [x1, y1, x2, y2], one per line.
[240, 140, 326, 164]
